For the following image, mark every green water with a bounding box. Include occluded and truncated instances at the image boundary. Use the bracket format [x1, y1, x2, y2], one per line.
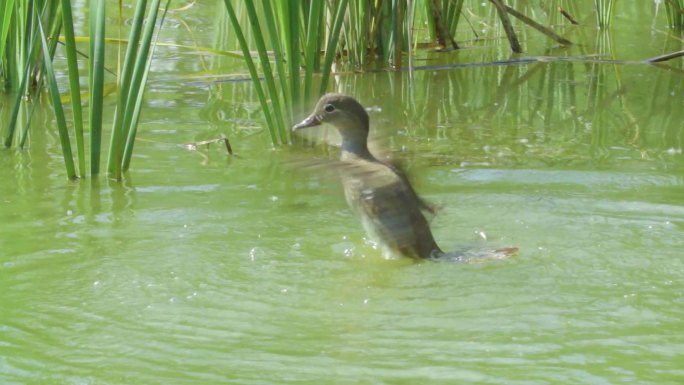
[2, 2, 684, 384]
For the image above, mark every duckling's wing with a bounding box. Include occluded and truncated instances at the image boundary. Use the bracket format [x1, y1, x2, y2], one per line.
[342, 162, 440, 258]
[390, 164, 437, 215]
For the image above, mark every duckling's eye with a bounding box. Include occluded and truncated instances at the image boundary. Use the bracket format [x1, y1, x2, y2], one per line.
[323, 104, 335, 113]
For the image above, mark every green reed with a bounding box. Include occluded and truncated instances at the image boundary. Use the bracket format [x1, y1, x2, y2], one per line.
[222, 0, 348, 145]
[111, 0, 171, 179]
[38, 13, 75, 178]
[422, 0, 463, 50]
[3, 0, 61, 148]
[664, 0, 684, 29]
[3, 1, 675, 176]
[2, 0, 169, 180]
[60, 0, 85, 178]
[88, 0, 105, 177]
[594, 0, 615, 29]
[220, 0, 586, 146]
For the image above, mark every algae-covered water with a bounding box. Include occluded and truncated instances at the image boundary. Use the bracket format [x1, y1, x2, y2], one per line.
[1, 2, 683, 384]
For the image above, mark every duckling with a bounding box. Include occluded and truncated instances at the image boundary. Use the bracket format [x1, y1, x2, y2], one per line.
[293, 93, 517, 260]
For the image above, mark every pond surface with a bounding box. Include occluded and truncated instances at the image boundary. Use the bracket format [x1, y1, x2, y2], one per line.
[1, 2, 684, 385]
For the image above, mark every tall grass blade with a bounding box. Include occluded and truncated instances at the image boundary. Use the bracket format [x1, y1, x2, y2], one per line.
[345, 0, 360, 67]
[280, 1, 300, 107]
[59, 0, 85, 177]
[17, 1, 62, 148]
[664, 0, 684, 29]
[490, 0, 522, 53]
[223, 0, 279, 145]
[122, 0, 171, 173]
[242, 1, 287, 143]
[444, 0, 465, 34]
[4, 56, 31, 147]
[319, 0, 349, 95]
[19, 0, 61, 148]
[261, 0, 292, 124]
[594, 0, 614, 29]
[4, 0, 37, 147]
[108, 0, 147, 176]
[37, 17, 76, 179]
[89, 0, 105, 175]
[303, 0, 322, 101]
[0, 0, 16, 74]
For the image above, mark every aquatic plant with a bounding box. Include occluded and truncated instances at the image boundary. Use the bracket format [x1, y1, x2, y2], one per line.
[222, 0, 348, 145]
[1, 1, 679, 180]
[2, 0, 61, 150]
[663, 0, 684, 29]
[219, 1, 583, 145]
[1, 0, 169, 180]
[595, 0, 615, 29]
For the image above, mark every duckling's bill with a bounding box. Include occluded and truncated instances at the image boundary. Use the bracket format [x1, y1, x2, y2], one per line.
[292, 114, 322, 131]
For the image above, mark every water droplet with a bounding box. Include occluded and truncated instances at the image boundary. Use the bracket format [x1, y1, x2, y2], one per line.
[249, 247, 262, 261]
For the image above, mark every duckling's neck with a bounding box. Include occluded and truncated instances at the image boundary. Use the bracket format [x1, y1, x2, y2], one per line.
[341, 138, 374, 160]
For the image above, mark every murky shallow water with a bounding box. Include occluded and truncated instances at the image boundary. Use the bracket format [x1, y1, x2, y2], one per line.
[2, 2, 684, 384]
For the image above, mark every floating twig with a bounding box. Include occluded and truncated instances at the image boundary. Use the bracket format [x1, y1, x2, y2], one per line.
[183, 136, 233, 155]
[646, 49, 684, 63]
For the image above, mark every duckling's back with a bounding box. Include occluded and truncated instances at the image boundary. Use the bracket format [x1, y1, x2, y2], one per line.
[338, 152, 442, 259]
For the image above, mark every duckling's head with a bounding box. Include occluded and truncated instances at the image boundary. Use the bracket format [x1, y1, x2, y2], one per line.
[292, 93, 370, 143]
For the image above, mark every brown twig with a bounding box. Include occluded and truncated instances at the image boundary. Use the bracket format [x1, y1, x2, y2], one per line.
[183, 136, 233, 155]
[559, 7, 579, 25]
[503, 4, 573, 46]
